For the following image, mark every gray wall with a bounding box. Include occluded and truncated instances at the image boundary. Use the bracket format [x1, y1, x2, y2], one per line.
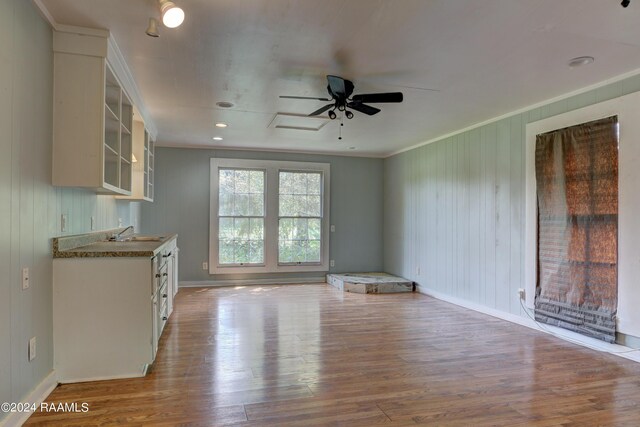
[0, 1, 139, 417]
[141, 147, 384, 282]
[384, 72, 640, 318]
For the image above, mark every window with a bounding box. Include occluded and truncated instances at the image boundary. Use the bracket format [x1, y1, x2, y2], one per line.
[218, 169, 265, 265]
[210, 159, 330, 274]
[278, 171, 322, 264]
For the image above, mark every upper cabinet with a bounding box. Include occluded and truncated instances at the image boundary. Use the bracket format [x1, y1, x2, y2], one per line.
[116, 110, 155, 202]
[52, 26, 156, 197]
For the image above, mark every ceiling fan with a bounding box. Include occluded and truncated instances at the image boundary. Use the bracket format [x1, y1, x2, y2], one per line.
[280, 75, 403, 120]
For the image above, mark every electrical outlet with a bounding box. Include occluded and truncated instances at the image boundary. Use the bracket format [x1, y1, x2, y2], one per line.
[330, 260, 335, 268]
[330, 225, 335, 232]
[29, 337, 36, 361]
[90, 216, 95, 230]
[61, 214, 68, 232]
[202, 261, 208, 270]
[22, 267, 30, 290]
[118, 218, 123, 227]
[518, 288, 525, 300]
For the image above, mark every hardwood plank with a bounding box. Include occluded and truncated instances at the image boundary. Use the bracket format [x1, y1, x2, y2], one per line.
[25, 284, 640, 425]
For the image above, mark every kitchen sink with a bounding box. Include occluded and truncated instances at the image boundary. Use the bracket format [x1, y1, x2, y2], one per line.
[127, 236, 165, 242]
[107, 236, 165, 242]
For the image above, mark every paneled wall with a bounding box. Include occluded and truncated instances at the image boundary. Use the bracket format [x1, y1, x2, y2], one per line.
[0, 1, 138, 417]
[141, 147, 384, 282]
[384, 73, 640, 318]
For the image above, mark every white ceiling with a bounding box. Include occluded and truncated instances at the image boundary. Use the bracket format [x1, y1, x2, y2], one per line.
[39, 0, 640, 157]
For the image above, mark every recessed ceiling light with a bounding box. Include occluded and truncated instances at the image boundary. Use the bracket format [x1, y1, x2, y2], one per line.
[216, 101, 234, 108]
[349, 147, 356, 150]
[215, 123, 228, 128]
[212, 137, 223, 141]
[568, 56, 595, 68]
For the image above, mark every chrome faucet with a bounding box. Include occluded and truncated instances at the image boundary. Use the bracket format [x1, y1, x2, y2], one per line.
[110, 226, 134, 241]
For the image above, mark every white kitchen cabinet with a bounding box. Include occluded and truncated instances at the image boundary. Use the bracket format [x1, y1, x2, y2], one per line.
[52, 27, 135, 195]
[116, 111, 156, 202]
[53, 236, 179, 383]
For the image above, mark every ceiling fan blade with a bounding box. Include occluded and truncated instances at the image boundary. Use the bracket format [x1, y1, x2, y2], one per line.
[308, 103, 334, 116]
[351, 92, 403, 103]
[280, 95, 332, 101]
[347, 102, 381, 116]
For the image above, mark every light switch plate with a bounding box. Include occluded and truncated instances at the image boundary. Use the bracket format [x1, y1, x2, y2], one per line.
[330, 225, 335, 232]
[61, 214, 68, 232]
[330, 260, 335, 267]
[90, 216, 95, 230]
[202, 262, 208, 270]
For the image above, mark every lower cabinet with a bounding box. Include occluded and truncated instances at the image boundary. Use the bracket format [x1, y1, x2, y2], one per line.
[53, 237, 178, 383]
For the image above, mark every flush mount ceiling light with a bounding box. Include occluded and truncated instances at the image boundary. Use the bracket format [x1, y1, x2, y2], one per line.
[215, 122, 228, 128]
[159, 0, 185, 28]
[568, 56, 595, 68]
[216, 101, 234, 109]
[212, 137, 223, 141]
[145, 18, 159, 37]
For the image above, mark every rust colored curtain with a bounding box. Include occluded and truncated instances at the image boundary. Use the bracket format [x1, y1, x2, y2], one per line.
[534, 116, 618, 342]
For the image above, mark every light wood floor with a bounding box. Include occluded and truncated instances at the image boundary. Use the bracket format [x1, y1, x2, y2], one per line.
[26, 284, 640, 426]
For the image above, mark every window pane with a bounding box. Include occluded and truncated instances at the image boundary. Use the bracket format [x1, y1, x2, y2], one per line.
[219, 240, 234, 264]
[307, 240, 321, 262]
[279, 240, 292, 263]
[234, 194, 249, 216]
[234, 170, 250, 193]
[279, 218, 293, 240]
[249, 218, 264, 240]
[219, 169, 235, 194]
[250, 170, 264, 193]
[307, 173, 321, 194]
[293, 218, 308, 240]
[235, 241, 250, 264]
[292, 173, 307, 194]
[219, 217, 234, 239]
[249, 241, 263, 264]
[308, 219, 321, 240]
[248, 194, 263, 216]
[219, 193, 233, 216]
[306, 195, 321, 216]
[279, 172, 294, 194]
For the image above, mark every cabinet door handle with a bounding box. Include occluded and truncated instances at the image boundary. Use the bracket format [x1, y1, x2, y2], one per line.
[162, 294, 168, 298]
[163, 272, 168, 277]
[155, 274, 161, 278]
[163, 252, 172, 258]
[162, 316, 167, 321]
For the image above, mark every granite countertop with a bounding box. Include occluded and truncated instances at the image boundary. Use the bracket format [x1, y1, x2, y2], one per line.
[53, 229, 178, 258]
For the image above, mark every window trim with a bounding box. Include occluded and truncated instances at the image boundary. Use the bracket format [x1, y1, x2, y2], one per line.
[210, 158, 330, 274]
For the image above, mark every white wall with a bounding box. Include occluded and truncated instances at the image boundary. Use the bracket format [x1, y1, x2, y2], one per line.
[0, 1, 138, 420]
[384, 71, 640, 335]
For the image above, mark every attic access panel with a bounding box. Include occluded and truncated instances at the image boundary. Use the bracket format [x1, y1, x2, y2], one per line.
[268, 113, 330, 132]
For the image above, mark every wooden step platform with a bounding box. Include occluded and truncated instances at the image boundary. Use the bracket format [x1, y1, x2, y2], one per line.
[326, 272, 413, 294]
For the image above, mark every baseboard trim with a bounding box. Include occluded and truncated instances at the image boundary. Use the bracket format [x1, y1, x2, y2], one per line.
[180, 277, 326, 288]
[416, 285, 640, 364]
[0, 371, 57, 427]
